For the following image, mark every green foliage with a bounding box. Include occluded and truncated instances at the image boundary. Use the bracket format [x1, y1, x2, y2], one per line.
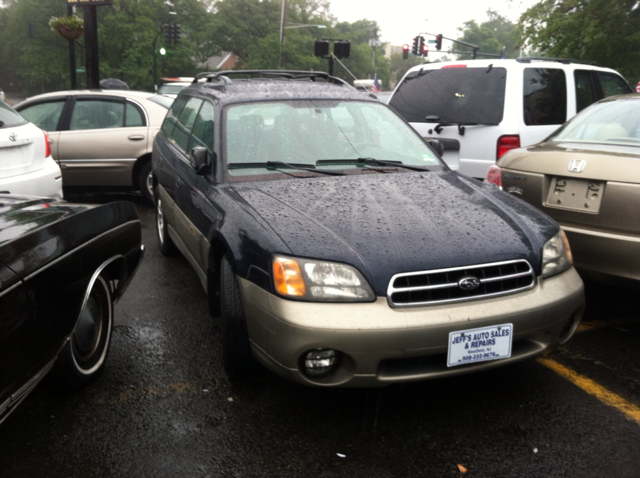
[388, 53, 424, 86]
[519, 0, 640, 83]
[0, 0, 401, 95]
[456, 10, 521, 59]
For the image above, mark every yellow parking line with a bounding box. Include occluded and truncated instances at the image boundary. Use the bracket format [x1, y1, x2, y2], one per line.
[537, 357, 640, 427]
[576, 318, 635, 333]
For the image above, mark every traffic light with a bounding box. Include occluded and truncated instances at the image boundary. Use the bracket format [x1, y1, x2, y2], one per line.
[174, 24, 181, 44]
[334, 40, 350, 59]
[417, 36, 424, 56]
[421, 43, 429, 58]
[164, 23, 174, 44]
[402, 44, 409, 60]
[435, 33, 443, 51]
[411, 36, 419, 56]
[314, 39, 329, 57]
[28, 19, 36, 39]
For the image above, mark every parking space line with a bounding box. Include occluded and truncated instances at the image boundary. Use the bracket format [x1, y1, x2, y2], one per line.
[537, 357, 640, 427]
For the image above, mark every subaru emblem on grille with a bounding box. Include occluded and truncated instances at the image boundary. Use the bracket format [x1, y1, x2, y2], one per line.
[568, 159, 586, 173]
[458, 276, 480, 290]
[8, 132, 17, 142]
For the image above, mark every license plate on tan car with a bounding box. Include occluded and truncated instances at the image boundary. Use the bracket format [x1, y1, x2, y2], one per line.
[447, 324, 513, 367]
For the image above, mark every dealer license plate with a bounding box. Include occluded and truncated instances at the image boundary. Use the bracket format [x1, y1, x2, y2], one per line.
[447, 324, 513, 367]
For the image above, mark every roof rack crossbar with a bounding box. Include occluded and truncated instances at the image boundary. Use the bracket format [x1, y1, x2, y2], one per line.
[194, 70, 349, 86]
[515, 57, 597, 66]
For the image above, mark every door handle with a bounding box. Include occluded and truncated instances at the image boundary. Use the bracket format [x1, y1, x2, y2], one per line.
[128, 135, 145, 141]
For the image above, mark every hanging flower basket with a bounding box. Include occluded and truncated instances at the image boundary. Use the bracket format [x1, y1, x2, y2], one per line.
[55, 24, 84, 40]
[49, 15, 84, 41]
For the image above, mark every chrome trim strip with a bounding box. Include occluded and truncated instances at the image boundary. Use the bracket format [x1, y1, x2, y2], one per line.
[22, 220, 139, 282]
[0, 358, 56, 425]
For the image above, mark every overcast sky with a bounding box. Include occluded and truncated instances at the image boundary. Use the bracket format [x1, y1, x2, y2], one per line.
[327, 0, 539, 49]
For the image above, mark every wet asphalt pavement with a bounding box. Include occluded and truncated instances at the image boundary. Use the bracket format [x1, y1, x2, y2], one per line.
[0, 191, 639, 477]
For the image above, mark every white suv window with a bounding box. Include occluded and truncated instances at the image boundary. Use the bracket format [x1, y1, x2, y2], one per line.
[523, 68, 567, 126]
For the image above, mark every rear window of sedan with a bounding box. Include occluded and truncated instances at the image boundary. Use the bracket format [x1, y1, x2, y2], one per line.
[550, 98, 640, 146]
[0, 100, 28, 128]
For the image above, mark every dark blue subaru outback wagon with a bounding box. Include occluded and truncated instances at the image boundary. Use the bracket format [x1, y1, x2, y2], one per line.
[152, 70, 584, 387]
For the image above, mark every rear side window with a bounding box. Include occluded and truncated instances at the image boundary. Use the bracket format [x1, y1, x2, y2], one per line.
[70, 99, 127, 130]
[574, 70, 598, 113]
[389, 67, 507, 125]
[598, 72, 632, 98]
[17, 100, 65, 131]
[523, 68, 567, 126]
[125, 103, 144, 127]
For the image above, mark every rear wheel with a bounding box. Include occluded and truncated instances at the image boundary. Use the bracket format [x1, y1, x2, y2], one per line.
[54, 275, 113, 389]
[138, 161, 153, 203]
[156, 191, 178, 256]
[220, 254, 259, 379]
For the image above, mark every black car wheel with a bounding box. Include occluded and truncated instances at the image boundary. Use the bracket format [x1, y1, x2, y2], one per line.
[156, 193, 178, 256]
[138, 161, 154, 203]
[54, 275, 113, 389]
[220, 254, 260, 379]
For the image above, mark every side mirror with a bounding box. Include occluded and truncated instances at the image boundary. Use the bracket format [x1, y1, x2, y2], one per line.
[189, 146, 210, 175]
[426, 139, 444, 156]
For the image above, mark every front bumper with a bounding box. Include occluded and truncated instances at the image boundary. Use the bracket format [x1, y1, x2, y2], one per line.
[240, 267, 585, 387]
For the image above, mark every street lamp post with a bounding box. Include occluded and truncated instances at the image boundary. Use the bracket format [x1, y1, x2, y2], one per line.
[278, 0, 326, 68]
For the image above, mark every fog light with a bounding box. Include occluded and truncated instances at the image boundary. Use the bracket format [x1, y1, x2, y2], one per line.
[303, 349, 338, 376]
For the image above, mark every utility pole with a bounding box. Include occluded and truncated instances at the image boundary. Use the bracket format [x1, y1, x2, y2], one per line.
[66, 0, 113, 89]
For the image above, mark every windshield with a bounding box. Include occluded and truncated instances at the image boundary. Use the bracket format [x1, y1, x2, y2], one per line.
[158, 84, 189, 95]
[389, 66, 507, 124]
[549, 98, 640, 146]
[224, 100, 444, 177]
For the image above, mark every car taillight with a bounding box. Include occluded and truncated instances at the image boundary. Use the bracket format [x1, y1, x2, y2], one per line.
[497, 135, 520, 159]
[486, 165, 502, 187]
[43, 131, 51, 157]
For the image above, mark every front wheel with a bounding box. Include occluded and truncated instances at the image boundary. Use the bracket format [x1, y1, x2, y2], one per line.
[54, 275, 113, 390]
[220, 255, 260, 379]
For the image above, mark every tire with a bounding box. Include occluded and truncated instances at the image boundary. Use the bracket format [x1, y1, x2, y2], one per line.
[220, 254, 260, 379]
[54, 275, 113, 390]
[156, 192, 178, 256]
[138, 161, 154, 203]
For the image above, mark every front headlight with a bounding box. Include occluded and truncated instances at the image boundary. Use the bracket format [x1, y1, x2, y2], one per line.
[541, 230, 573, 279]
[273, 255, 375, 302]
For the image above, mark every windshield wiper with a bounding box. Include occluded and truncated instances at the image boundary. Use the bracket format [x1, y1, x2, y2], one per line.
[316, 158, 429, 172]
[227, 161, 345, 176]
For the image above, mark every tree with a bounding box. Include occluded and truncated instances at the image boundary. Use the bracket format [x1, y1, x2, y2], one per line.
[388, 52, 424, 87]
[0, 0, 71, 94]
[0, 0, 217, 94]
[456, 10, 521, 59]
[519, 0, 640, 82]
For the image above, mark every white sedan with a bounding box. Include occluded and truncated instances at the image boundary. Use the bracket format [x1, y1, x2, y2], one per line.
[0, 100, 62, 198]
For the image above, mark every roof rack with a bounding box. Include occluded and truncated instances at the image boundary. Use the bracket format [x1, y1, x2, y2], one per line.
[194, 70, 349, 86]
[515, 57, 597, 66]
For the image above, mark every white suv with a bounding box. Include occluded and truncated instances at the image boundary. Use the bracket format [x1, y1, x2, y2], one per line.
[389, 58, 632, 179]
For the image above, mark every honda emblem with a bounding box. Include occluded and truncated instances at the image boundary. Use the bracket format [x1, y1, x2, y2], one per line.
[568, 159, 586, 173]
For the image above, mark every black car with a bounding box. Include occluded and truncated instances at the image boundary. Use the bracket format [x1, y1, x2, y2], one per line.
[0, 195, 144, 424]
[152, 70, 585, 387]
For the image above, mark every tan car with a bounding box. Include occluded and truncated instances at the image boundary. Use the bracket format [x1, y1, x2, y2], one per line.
[15, 90, 173, 201]
[487, 93, 640, 287]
